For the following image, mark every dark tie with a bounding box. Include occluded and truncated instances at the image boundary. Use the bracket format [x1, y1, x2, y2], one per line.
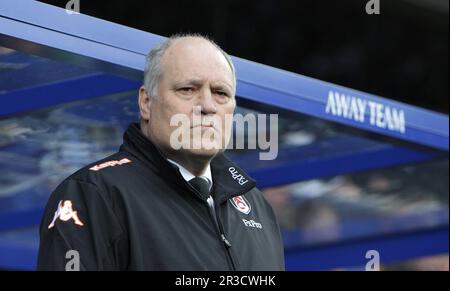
[189, 177, 211, 200]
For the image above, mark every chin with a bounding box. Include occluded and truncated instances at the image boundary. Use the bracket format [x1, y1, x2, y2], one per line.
[188, 147, 221, 158]
[187, 138, 224, 158]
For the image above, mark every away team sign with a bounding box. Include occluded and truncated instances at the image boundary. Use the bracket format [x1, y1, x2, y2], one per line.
[325, 90, 406, 134]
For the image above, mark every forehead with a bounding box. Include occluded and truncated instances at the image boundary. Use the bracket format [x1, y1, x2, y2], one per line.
[160, 38, 233, 84]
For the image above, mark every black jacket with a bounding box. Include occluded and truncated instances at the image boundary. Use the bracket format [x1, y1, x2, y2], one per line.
[37, 123, 285, 270]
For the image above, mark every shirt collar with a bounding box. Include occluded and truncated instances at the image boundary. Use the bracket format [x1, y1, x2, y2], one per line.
[167, 159, 213, 191]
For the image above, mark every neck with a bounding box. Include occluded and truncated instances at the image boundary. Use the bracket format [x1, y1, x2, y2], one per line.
[167, 155, 211, 176]
[140, 120, 212, 176]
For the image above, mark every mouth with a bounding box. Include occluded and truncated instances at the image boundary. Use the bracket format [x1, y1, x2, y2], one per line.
[191, 123, 215, 129]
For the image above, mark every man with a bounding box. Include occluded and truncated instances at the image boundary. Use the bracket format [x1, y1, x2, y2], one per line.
[37, 34, 285, 271]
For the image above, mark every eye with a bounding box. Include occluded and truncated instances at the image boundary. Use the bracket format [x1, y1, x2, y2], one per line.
[213, 89, 230, 97]
[214, 91, 232, 104]
[217, 91, 228, 96]
[178, 87, 195, 93]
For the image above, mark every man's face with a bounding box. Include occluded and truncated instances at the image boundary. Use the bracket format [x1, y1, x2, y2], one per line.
[141, 37, 235, 160]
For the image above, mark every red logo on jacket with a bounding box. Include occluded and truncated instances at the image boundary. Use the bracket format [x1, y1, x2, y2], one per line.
[230, 195, 251, 215]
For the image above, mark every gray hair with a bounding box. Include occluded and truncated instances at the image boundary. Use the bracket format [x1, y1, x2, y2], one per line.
[143, 33, 236, 98]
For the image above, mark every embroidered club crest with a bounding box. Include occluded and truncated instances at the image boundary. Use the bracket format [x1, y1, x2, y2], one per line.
[230, 195, 251, 215]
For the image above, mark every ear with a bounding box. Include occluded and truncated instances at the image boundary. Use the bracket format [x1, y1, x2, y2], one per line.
[138, 86, 152, 121]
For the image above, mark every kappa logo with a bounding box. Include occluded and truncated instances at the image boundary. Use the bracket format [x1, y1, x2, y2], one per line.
[48, 200, 84, 229]
[228, 167, 249, 186]
[230, 195, 251, 215]
[89, 158, 131, 171]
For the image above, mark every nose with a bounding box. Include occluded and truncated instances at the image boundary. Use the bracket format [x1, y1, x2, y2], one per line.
[198, 87, 217, 115]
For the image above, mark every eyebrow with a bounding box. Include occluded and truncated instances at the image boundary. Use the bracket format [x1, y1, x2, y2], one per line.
[174, 79, 233, 91]
[174, 79, 203, 87]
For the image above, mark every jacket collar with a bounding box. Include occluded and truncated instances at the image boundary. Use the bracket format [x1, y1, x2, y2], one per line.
[120, 123, 256, 203]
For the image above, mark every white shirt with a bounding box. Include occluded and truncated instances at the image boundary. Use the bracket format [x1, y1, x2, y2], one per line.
[167, 159, 213, 191]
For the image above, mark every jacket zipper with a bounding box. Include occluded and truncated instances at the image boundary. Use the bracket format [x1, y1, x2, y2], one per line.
[206, 196, 236, 271]
[183, 177, 236, 271]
